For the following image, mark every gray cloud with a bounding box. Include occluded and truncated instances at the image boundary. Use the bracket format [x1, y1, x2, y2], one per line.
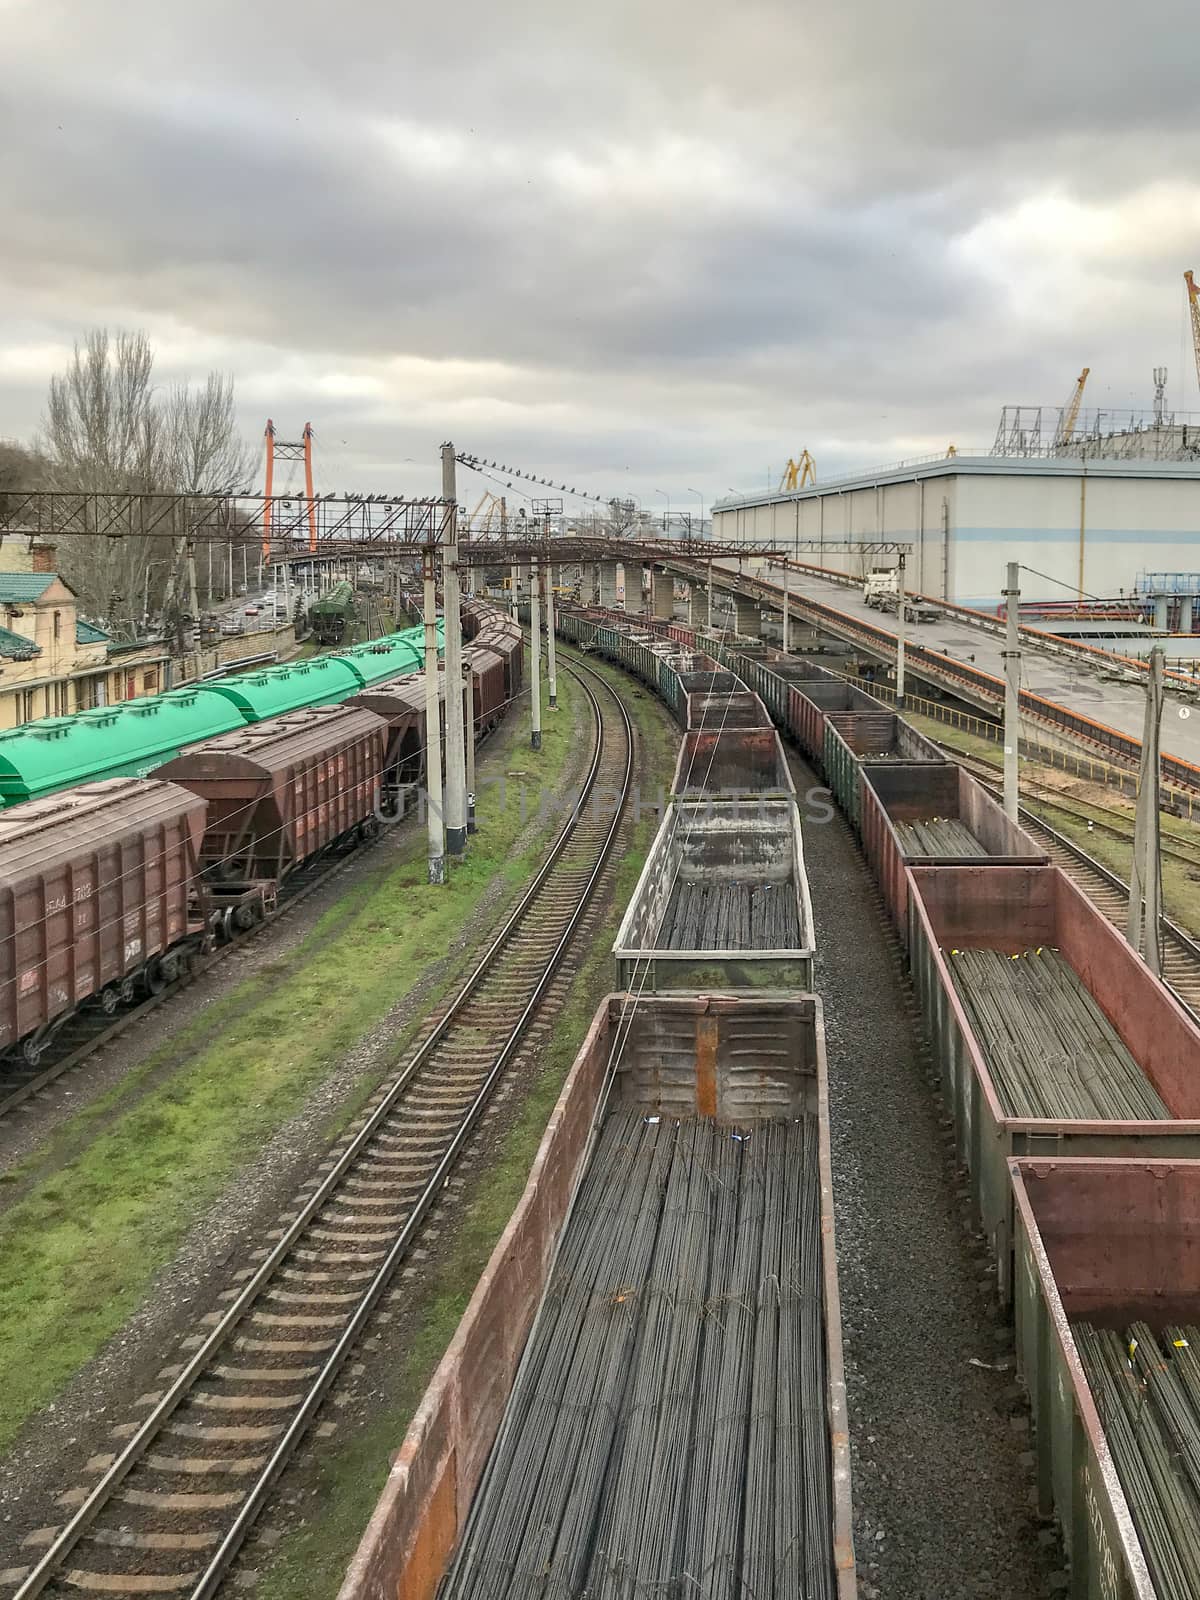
[1, 0, 1198, 503]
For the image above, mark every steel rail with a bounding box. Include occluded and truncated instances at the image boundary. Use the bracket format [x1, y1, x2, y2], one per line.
[12, 656, 633, 1600]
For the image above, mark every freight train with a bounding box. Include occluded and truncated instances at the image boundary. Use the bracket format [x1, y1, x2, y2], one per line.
[0, 602, 522, 1069]
[557, 602, 1200, 1600]
[308, 579, 357, 644]
[0, 620, 440, 807]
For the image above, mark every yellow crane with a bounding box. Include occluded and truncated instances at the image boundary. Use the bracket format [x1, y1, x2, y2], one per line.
[1186, 271, 1200, 392]
[1054, 367, 1090, 449]
[779, 449, 816, 492]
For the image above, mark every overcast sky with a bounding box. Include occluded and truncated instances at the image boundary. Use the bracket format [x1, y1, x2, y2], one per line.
[2, 0, 1198, 510]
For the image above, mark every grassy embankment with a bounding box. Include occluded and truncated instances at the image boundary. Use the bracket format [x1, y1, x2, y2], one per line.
[251, 655, 678, 1600]
[0, 670, 586, 1454]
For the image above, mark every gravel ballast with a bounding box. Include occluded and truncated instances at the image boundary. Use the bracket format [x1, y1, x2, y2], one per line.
[795, 765, 1054, 1599]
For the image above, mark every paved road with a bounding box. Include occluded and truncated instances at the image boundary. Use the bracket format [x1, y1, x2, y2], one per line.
[726, 560, 1200, 769]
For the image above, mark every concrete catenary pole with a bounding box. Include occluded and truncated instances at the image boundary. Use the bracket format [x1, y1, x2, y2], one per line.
[440, 442, 467, 856]
[422, 545, 445, 884]
[707, 557, 714, 631]
[782, 557, 791, 653]
[1128, 647, 1165, 975]
[1003, 561, 1021, 822]
[894, 551, 907, 707]
[530, 558, 543, 750]
[510, 563, 520, 621]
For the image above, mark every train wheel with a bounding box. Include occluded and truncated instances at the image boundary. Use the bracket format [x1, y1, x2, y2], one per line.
[19, 1035, 43, 1069]
[232, 903, 257, 932]
[96, 985, 121, 1017]
[118, 977, 137, 1005]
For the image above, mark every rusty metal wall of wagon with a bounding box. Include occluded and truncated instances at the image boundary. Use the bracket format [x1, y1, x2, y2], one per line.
[672, 726, 796, 802]
[154, 705, 387, 885]
[860, 763, 1048, 941]
[787, 681, 882, 764]
[685, 689, 772, 731]
[907, 864, 1200, 1303]
[337, 993, 855, 1600]
[0, 778, 206, 1057]
[1009, 1157, 1200, 1600]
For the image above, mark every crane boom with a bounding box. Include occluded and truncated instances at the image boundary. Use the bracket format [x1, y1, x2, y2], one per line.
[1055, 367, 1090, 448]
[1187, 271, 1200, 393]
[779, 449, 817, 492]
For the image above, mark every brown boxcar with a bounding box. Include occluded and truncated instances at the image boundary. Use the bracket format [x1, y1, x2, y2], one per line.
[860, 762, 1048, 940]
[347, 676, 427, 803]
[155, 705, 386, 898]
[465, 644, 507, 733]
[0, 778, 207, 1063]
[908, 863, 1200, 1302]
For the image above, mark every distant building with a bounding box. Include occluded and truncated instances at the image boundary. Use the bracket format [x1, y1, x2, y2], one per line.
[0, 540, 169, 728]
[713, 455, 1200, 610]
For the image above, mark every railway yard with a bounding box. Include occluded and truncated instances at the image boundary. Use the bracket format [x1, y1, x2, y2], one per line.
[1, 583, 1199, 1600]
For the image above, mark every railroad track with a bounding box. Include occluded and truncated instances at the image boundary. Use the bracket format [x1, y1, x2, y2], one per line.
[945, 746, 1200, 1019]
[7, 657, 633, 1600]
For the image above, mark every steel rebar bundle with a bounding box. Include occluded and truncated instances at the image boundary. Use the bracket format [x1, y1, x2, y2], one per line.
[893, 818, 987, 858]
[658, 880, 803, 952]
[1074, 1322, 1200, 1600]
[945, 947, 1168, 1120]
[443, 1108, 836, 1600]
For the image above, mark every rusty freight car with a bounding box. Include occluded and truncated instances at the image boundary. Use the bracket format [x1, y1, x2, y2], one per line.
[156, 704, 387, 926]
[0, 778, 207, 1066]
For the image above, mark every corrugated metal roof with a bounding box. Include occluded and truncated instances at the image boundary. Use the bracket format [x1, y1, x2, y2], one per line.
[0, 625, 40, 660]
[0, 573, 56, 601]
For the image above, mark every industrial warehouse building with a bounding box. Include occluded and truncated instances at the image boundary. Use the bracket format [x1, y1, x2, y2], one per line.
[713, 454, 1200, 609]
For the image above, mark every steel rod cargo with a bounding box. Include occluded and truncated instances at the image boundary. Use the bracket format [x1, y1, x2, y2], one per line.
[337, 992, 854, 1600]
[861, 763, 1048, 939]
[908, 864, 1200, 1301]
[614, 799, 815, 991]
[1009, 1156, 1200, 1600]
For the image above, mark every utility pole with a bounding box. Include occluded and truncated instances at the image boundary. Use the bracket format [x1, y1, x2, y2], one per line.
[707, 557, 714, 631]
[1003, 561, 1021, 821]
[546, 569, 558, 709]
[510, 562, 520, 622]
[782, 558, 791, 653]
[1128, 647, 1165, 975]
[422, 546, 445, 885]
[464, 660, 477, 834]
[186, 542, 200, 638]
[441, 442, 467, 856]
[894, 551, 907, 706]
[530, 558, 543, 751]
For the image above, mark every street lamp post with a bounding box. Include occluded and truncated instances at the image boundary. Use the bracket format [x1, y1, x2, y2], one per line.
[687, 488, 704, 538]
[654, 489, 670, 534]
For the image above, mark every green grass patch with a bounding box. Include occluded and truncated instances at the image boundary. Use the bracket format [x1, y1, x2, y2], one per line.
[0, 670, 584, 1454]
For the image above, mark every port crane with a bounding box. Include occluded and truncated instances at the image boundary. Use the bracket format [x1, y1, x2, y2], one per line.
[779, 449, 816, 492]
[1186, 271, 1200, 394]
[1053, 367, 1090, 449]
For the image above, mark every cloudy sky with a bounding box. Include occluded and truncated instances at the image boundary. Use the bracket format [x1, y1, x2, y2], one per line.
[2, 0, 1198, 511]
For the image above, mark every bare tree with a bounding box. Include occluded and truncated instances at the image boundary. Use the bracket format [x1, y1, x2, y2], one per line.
[37, 330, 250, 636]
